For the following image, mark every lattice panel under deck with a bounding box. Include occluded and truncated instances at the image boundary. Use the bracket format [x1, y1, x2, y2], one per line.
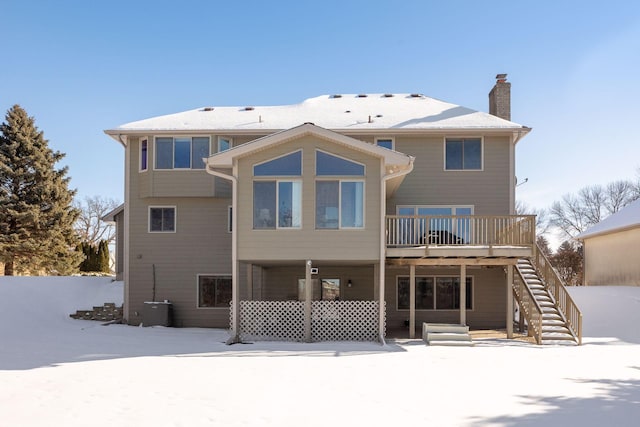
[311, 301, 382, 342]
[237, 300, 306, 342]
[230, 300, 385, 343]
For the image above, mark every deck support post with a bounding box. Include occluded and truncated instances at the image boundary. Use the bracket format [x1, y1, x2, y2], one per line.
[409, 264, 416, 338]
[460, 263, 467, 326]
[305, 260, 312, 343]
[506, 264, 514, 339]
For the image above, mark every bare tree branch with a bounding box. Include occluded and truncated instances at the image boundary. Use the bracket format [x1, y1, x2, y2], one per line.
[515, 200, 550, 235]
[73, 196, 120, 245]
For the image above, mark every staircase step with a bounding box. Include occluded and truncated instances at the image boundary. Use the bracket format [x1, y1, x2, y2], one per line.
[427, 332, 473, 342]
[422, 323, 473, 346]
[422, 323, 469, 334]
[426, 340, 475, 347]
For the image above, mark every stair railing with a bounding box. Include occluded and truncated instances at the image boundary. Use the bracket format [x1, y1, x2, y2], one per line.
[512, 268, 543, 344]
[532, 245, 583, 345]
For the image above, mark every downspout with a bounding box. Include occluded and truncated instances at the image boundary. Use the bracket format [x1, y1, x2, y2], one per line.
[206, 166, 239, 344]
[118, 134, 130, 324]
[379, 157, 415, 345]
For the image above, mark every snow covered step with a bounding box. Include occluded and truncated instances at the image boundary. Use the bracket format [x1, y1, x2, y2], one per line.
[427, 332, 473, 342]
[426, 340, 475, 347]
[422, 323, 474, 346]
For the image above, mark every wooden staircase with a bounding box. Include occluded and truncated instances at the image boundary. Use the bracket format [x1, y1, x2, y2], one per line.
[516, 258, 580, 344]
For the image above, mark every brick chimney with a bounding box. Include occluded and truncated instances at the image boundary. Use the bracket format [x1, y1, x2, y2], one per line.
[489, 73, 511, 121]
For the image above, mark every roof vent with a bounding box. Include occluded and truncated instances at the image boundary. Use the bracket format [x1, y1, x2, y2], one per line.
[382, 94, 394, 98]
[376, 114, 383, 118]
[243, 106, 255, 111]
[356, 94, 368, 98]
[331, 94, 342, 98]
[203, 107, 214, 112]
[410, 93, 422, 98]
[345, 110, 351, 113]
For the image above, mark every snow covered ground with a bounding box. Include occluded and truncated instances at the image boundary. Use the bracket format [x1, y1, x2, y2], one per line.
[1, 277, 639, 426]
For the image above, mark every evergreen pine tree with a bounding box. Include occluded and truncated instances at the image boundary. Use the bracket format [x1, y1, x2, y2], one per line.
[98, 240, 110, 273]
[0, 105, 82, 275]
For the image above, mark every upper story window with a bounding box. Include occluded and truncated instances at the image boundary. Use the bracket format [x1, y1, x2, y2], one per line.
[445, 138, 482, 170]
[254, 150, 302, 176]
[315, 150, 365, 229]
[218, 137, 232, 152]
[149, 206, 176, 233]
[155, 137, 210, 170]
[316, 150, 365, 176]
[140, 138, 148, 171]
[253, 151, 303, 230]
[375, 138, 394, 150]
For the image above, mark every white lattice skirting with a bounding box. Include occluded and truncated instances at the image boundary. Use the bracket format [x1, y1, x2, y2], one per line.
[231, 300, 384, 342]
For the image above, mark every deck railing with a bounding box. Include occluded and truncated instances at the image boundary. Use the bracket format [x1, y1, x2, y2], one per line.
[532, 246, 583, 344]
[386, 215, 536, 248]
[513, 268, 544, 344]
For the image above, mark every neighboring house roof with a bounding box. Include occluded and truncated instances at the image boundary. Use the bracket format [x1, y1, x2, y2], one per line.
[576, 199, 640, 240]
[101, 204, 124, 223]
[104, 93, 530, 137]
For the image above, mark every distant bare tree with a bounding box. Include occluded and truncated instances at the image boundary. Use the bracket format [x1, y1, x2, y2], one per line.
[633, 167, 640, 199]
[74, 196, 120, 245]
[515, 200, 550, 236]
[604, 180, 636, 214]
[550, 179, 639, 239]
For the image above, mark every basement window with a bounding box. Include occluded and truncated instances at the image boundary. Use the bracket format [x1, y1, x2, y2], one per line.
[197, 275, 232, 308]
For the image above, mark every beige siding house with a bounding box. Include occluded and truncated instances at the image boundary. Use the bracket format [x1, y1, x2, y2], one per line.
[105, 75, 582, 344]
[577, 199, 640, 286]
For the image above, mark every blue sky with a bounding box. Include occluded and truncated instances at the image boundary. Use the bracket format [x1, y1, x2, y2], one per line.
[1, 0, 639, 217]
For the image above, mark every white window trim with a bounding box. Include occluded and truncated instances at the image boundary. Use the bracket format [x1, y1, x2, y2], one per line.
[217, 136, 233, 153]
[196, 274, 232, 309]
[148, 205, 177, 233]
[375, 137, 395, 150]
[316, 179, 366, 230]
[153, 136, 211, 171]
[252, 179, 303, 230]
[395, 274, 474, 311]
[139, 137, 149, 172]
[443, 137, 484, 171]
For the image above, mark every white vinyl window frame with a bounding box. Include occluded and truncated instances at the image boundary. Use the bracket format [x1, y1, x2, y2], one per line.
[139, 137, 149, 172]
[315, 148, 366, 176]
[395, 275, 474, 311]
[196, 274, 232, 309]
[443, 137, 484, 171]
[315, 179, 366, 229]
[218, 136, 232, 153]
[148, 205, 177, 233]
[153, 136, 211, 170]
[252, 179, 303, 230]
[375, 137, 394, 150]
